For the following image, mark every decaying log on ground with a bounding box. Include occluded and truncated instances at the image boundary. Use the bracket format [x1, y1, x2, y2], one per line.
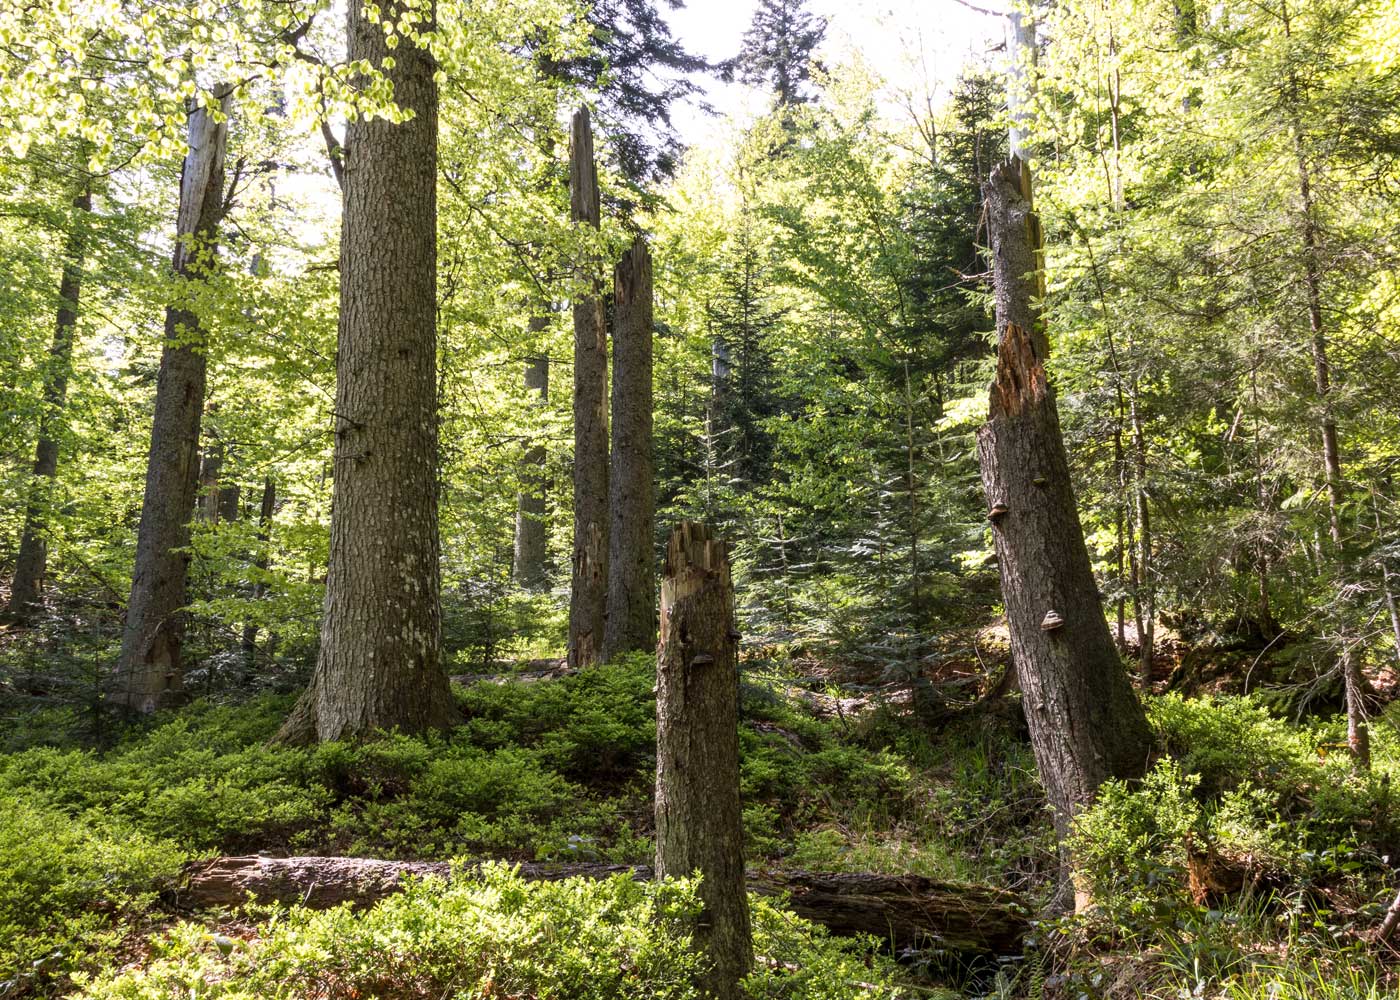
[179, 855, 1027, 955]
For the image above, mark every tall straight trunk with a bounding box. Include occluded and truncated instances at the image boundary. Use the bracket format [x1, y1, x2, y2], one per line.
[241, 476, 276, 664]
[1250, 368, 1277, 638]
[567, 108, 608, 669]
[113, 94, 231, 713]
[604, 237, 656, 660]
[7, 186, 91, 619]
[655, 522, 753, 1000]
[1130, 395, 1154, 672]
[198, 439, 224, 522]
[976, 158, 1151, 851]
[512, 317, 550, 590]
[276, 1, 457, 743]
[1283, 29, 1368, 767]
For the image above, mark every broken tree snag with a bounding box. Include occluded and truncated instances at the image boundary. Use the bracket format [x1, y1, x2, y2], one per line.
[604, 236, 657, 661]
[180, 856, 1028, 957]
[568, 106, 609, 670]
[977, 156, 1151, 850]
[656, 522, 752, 1000]
[114, 89, 233, 714]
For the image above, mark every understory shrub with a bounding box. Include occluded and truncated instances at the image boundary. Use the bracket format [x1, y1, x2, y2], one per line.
[73, 867, 908, 1000]
[0, 791, 185, 995]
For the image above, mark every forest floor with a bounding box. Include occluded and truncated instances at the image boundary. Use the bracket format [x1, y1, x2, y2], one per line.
[2, 631, 1399, 998]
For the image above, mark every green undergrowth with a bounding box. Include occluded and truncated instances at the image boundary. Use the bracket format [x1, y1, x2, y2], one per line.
[4, 652, 1399, 998]
[72, 866, 909, 999]
[1037, 694, 1400, 999]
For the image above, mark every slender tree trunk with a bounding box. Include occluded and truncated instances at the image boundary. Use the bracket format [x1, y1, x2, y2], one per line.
[241, 476, 276, 664]
[512, 317, 550, 590]
[7, 186, 91, 619]
[604, 237, 656, 660]
[1285, 44, 1368, 767]
[655, 522, 753, 1000]
[1130, 395, 1154, 673]
[976, 158, 1151, 856]
[198, 438, 223, 523]
[567, 108, 608, 669]
[1384, 559, 1400, 669]
[276, 1, 457, 743]
[1250, 367, 1277, 638]
[113, 94, 232, 713]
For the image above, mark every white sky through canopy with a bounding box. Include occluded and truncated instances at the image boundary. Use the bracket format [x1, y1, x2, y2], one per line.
[663, 0, 1005, 145]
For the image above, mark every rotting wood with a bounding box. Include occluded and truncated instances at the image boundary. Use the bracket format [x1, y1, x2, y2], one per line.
[178, 855, 1029, 956]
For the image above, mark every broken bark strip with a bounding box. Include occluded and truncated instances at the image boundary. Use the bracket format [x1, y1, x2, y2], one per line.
[178, 856, 1028, 956]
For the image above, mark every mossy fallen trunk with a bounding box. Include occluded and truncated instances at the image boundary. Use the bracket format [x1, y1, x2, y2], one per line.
[179, 855, 1028, 956]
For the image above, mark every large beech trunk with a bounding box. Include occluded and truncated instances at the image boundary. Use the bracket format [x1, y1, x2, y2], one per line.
[568, 108, 609, 669]
[655, 522, 752, 998]
[179, 855, 1028, 956]
[7, 187, 91, 619]
[976, 158, 1150, 845]
[512, 317, 550, 590]
[603, 237, 656, 660]
[113, 95, 232, 713]
[276, 0, 457, 743]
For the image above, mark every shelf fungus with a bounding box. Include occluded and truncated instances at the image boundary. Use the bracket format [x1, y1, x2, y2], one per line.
[988, 503, 1010, 524]
[1040, 610, 1064, 631]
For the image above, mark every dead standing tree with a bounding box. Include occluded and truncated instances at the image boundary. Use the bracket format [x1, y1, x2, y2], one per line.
[568, 108, 609, 669]
[976, 156, 1151, 877]
[654, 522, 752, 999]
[603, 236, 656, 660]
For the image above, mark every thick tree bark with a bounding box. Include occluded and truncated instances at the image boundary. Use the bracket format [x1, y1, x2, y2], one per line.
[604, 237, 656, 660]
[179, 855, 1028, 955]
[655, 522, 752, 999]
[976, 159, 1151, 850]
[512, 317, 550, 590]
[113, 95, 231, 713]
[7, 187, 91, 619]
[276, 1, 457, 744]
[568, 108, 609, 669]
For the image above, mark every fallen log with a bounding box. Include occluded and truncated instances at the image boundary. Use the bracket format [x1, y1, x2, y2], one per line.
[179, 856, 1027, 956]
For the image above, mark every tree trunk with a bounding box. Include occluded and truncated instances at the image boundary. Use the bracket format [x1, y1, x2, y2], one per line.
[512, 317, 550, 590]
[198, 438, 223, 523]
[113, 95, 231, 713]
[567, 108, 608, 669]
[7, 187, 91, 620]
[241, 476, 276, 664]
[655, 522, 752, 999]
[976, 158, 1151, 850]
[179, 855, 1028, 956]
[604, 237, 656, 660]
[1289, 69, 1368, 768]
[276, 1, 457, 744]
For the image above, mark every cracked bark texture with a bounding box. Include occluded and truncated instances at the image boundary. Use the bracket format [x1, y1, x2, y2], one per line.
[976, 158, 1150, 844]
[277, 1, 456, 743]
[568, 107, 609, 669]
[113, 96, 231, 713]
[655, 522, 752, 1000]
[7, 186, 90, 619]
[604, 237, 655, 660]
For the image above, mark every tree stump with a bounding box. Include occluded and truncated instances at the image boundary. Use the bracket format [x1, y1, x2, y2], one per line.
[655, 522, 752, 999]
